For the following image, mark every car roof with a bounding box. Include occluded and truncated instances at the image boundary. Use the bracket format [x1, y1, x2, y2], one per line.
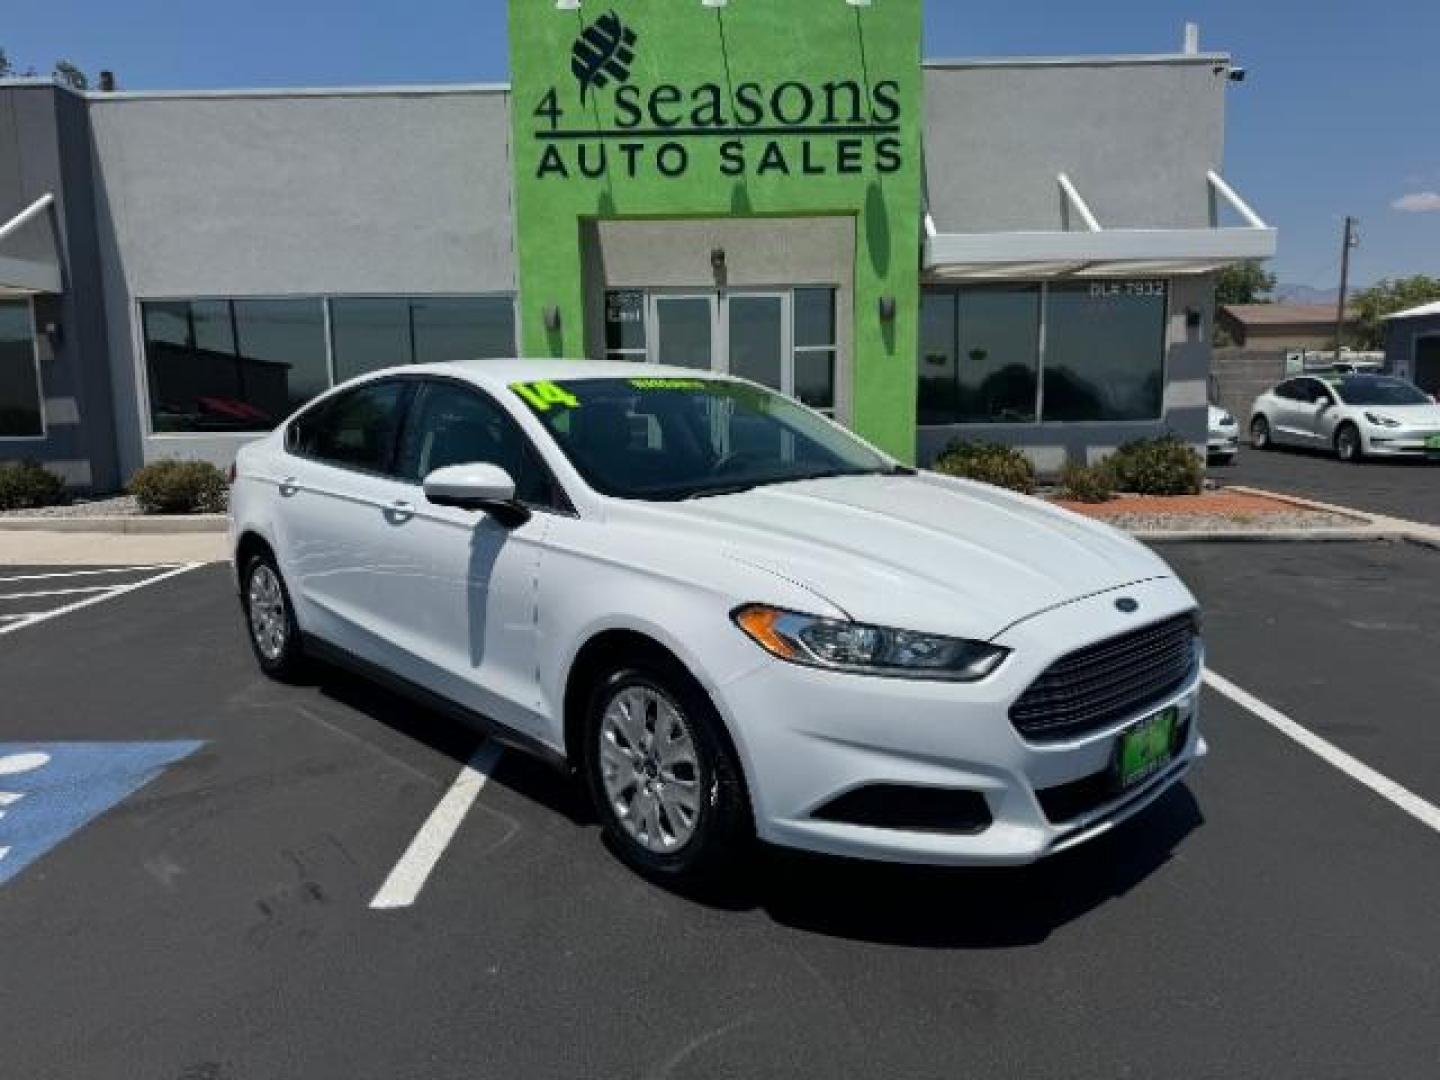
[403, 357, 740, 390]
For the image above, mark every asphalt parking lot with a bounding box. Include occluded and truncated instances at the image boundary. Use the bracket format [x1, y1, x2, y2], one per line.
[1219, 442, 1440, 525]
[2, 543, 1439, 1079]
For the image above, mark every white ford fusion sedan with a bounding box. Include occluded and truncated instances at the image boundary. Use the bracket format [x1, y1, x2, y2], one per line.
[230, 360, 1206, 883]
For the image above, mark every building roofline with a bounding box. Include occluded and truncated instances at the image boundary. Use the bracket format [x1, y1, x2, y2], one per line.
[923, 52, 1232, 70]
[83, 82, 511, 102]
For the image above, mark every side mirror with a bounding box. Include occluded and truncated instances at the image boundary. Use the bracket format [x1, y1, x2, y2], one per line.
[423, 463, 531, 527]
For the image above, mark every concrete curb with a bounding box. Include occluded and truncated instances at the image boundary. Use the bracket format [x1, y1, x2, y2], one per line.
[0, 514, 227, 534]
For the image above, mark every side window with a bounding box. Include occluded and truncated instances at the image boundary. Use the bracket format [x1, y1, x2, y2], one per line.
[290, 380, 408, 474]
[1274, 380, 1300, 401]
[397, 382, 561, 509]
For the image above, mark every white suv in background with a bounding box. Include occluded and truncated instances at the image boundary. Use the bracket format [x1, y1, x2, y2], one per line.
[230, 360, 1205, 884]
[1250, 373, 1440, 462]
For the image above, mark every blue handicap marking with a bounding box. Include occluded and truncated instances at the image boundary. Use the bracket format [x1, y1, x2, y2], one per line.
[0, 741, 203, 886]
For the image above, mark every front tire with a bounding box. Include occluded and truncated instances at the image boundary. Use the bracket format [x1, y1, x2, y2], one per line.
[242, 553, 306, 681]
[1335, 423, 1364, 463]
[584, 660, 751, 885]
[1250, 415, 1272, 450]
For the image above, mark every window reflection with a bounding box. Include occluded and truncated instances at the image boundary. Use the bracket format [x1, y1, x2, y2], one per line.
[0, 300, 43, 437]
[1043, 282, 1166, 422]
[142, 299, 327, 433]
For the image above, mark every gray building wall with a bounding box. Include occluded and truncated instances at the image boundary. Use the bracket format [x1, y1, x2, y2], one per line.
[916, 56, 1228, 470]
[86, 86, 517, 477]
[0, 83, 119, 490]
[923, 56, 1228, 233]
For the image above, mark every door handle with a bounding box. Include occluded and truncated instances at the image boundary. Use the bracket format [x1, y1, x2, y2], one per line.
[278, 475, 299, 497]
[384, 499, 415, 523]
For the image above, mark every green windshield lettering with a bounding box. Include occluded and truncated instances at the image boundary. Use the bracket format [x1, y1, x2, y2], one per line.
[512, 380, 581, 411]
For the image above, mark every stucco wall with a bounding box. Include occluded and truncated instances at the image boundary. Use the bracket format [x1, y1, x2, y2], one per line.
[86, 87, 516, 475]
[0, 84, 118, 490]
[923, 57, 1228, 232]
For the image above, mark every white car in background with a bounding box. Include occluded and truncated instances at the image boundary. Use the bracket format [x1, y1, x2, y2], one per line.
[1207, 405, 1239, 464]
[229, 360, 1205, 884]
[1249, 373, 1440, 463]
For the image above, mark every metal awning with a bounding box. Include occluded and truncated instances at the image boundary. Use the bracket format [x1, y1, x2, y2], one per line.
[0, 193, 62, 294]
[923, 171, 1276, 280]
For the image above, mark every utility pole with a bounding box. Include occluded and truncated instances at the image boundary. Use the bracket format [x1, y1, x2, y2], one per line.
[1334, 215, 1358, 365]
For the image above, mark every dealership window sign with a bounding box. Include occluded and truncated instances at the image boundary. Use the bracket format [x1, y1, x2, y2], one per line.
[531, 10, 906, 181]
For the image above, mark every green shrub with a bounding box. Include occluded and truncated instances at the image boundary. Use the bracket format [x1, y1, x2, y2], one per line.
[1104, 436, 1204, 496]
[0, 460, 66, 511]
[932, 440, 1036, 495]
[1058, 461, 1115, 504]
[129, 459, 229, 514]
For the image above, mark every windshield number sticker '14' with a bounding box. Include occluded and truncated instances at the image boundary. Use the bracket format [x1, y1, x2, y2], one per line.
[512, 381, 580, 411]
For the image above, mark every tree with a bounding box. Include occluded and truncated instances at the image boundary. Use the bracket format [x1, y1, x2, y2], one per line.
[52, 60, 88, 91]
[1214, 261, 1276, 307]
[1350, 275, 1440, 349]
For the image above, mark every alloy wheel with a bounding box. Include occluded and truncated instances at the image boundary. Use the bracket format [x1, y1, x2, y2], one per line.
[247, 564, 288, 661]
[598, 685, 702, 853]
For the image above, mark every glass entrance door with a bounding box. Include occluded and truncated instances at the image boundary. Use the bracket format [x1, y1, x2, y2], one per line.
[604, 288, 837, 416]
[652, 294, 715, 372]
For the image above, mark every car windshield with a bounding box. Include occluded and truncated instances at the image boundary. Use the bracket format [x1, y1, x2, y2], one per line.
[1331, 376, 1431, 406]
[510, 375, 896, 501]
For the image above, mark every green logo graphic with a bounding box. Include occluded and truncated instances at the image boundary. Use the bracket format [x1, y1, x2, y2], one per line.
[571, 10, 637, 103]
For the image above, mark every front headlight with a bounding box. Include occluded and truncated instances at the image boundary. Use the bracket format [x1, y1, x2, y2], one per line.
[1364, 412, 1402, 428]
[732, 604, 1010, 682]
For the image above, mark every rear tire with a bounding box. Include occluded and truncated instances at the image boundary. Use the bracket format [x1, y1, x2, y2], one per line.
[1335, 423, 1363, 463]
[241, 553, 306, 681]
[1250, 415, 1272, 451]
[583, 658, 751, 886]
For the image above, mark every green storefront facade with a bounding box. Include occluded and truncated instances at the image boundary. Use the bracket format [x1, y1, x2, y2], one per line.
[510, 0, 924, 459]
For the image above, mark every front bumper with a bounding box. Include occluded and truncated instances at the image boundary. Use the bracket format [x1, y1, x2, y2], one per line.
[716, 575, 1205, 866]
[1208, 431, 1239, 456]
[1362, 429, 1440, 457]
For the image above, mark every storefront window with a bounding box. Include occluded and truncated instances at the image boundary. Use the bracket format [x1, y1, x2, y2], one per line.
[1042, 282, 1167, 422]
[143, 295, 516, 432]
[793, 287, 836, 414]
[142, 299, 327, 433]
[918, 281, 1166, 425]
[330, 296, 516, 381]
[0, 300, 44, 438]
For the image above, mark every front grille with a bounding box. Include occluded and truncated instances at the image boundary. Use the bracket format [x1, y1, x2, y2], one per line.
[1010, 613, 1198, 742]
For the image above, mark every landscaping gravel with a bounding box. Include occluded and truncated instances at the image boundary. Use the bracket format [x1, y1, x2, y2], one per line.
[1098, 508, 1360, 533]
[0, 495, 142, 519]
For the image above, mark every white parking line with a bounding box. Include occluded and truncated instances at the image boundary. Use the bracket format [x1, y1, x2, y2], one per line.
[0, 565, 181, 585]
[0, 584, 119, 601]
[1204, 668, 1440, 835]
[370, 741, 505, 911]
[0, 563, 203, 637]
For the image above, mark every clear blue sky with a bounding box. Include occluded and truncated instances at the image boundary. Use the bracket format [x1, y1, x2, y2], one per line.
[6, 0, 1438, 289]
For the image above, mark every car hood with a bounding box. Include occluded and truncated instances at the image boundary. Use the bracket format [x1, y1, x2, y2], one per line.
[1352, 403, 1440, 425]
[632, 472, 1173, 641]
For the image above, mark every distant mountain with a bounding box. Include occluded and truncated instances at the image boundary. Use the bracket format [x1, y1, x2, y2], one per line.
[1272, 283, 1341, 305]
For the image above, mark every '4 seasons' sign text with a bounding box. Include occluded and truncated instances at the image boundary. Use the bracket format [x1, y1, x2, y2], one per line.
[532, 10, 904, 182]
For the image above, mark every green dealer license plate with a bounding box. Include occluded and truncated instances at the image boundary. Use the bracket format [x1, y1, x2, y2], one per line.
[1425, 435, 1440, 451]
[1115, 707, 1178, 789]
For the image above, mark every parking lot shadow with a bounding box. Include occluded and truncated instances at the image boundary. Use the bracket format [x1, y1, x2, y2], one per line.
[734, 785, 1205, 949]
[305, 659, 1202, 946]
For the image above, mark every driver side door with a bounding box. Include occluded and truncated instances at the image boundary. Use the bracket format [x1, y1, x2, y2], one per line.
[377, 378, 568, 742]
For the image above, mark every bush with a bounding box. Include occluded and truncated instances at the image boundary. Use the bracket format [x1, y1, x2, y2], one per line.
[932, 440, 1036, 495]
[0, 460, 66, 511]
[1058, 462, 1115, 504]
[129, 459, 229, 514]
[1104, 436, 1204, 496]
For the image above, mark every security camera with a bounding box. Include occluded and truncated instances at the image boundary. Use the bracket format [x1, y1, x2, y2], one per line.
[1228, 66, 1247, 82]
